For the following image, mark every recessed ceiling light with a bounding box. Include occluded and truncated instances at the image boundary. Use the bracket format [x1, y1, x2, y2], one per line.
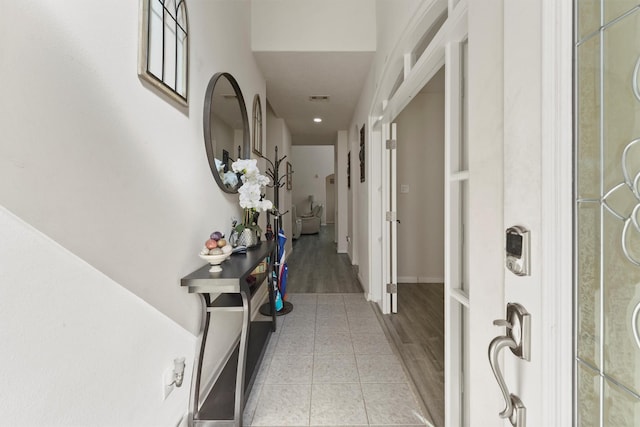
[313, 117, 322, 123]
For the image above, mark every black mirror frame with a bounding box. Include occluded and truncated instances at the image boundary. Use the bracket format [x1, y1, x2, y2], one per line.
[203, 72, 250, 194]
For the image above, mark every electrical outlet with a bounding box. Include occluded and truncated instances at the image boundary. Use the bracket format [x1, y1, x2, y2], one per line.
[163, 368, 175, 400]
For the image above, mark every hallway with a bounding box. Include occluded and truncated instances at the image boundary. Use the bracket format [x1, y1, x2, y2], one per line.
[243, 226, 430, 426]
[285, 225, 363, 294]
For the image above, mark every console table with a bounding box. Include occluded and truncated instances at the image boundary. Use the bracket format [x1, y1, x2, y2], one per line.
[181, 241, 276, 427]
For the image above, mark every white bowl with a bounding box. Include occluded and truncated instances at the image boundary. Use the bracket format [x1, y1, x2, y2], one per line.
[199, 251, 232, 272]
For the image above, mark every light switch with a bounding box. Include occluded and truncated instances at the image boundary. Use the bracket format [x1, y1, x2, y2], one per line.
[400, 184, 409, 194]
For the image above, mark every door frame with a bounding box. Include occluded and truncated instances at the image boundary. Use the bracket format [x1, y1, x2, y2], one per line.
[373, 1, 451, 315]
[538, 0, 573, 425]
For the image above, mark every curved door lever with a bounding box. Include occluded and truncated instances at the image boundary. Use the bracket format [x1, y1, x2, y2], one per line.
[488, 303, 531, 425]
[489, 335, 517, 418]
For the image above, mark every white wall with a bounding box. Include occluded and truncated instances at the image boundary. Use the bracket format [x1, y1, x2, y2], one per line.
[395, 70, 445, 283]
[0, 206, 194, 426]
[0, 0, 266, 424]
[347, 71, 374, 298]
[373, 0, 425, 84]
[0, 0, 265, 335]
[291, 146, 334, 225]
[252, 0, 376, 51]
[336, 131, 349, 253]
[346, 0, 427, 301]
[343, 117, 373, 298]
[265, 104, 293, 256]
[325, 175, 336, 224]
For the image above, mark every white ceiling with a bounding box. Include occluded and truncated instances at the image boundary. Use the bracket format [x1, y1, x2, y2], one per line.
[253, 51, 375, 146]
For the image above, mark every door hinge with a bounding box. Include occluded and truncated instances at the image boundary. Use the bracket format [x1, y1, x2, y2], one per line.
[385, 211, 397, 221]
[386, 139, 397, 149]
[386, 283, 397, 294]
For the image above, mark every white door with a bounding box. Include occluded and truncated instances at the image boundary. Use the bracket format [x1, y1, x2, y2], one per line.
[466, 1, 572, 426]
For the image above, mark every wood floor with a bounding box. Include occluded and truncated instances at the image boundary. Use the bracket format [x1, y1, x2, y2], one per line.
[286, 225, 363, 293]
[287, 225, 444, 426]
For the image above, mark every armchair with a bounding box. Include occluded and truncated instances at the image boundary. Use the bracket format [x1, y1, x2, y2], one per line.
[291, 205, 302, 240]
[300, 204, 323, 235]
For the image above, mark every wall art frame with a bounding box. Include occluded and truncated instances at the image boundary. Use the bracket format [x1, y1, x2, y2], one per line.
[347, 151, 351, 189]
[286, 161, 293, 190]
[359, 124, 365, 183]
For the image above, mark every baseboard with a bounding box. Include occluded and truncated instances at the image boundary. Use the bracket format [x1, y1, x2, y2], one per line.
[418, 276, 444, 284]
[357, 270, 366, 293]
[397, 276, 444, 284]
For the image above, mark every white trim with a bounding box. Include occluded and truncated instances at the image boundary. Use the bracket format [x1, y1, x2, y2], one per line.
[450, 288, 470, 307]
[540, 0, 573, 425]
[450, 171, 470, 182]
[398, 276, 445, 284]
[444, 16, 468, 427]
[380, 122, 391, 314]
[391, 123, 398, 314]
[369, 0, 448, 121]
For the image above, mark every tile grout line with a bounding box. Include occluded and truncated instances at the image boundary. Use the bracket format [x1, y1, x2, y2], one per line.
[309, 300, 317, 427]
[253, 293, 429, 426]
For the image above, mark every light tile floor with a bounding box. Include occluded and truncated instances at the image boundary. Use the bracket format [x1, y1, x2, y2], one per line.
[243, 293, 429, 427]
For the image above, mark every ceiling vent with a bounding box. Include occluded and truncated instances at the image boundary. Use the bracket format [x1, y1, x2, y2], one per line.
[309, 95, 330, 102]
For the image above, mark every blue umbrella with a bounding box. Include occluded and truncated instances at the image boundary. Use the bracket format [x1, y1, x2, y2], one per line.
[278, 228, 288, 300]
[280, 264, 288, 301]
[273, 270, 283, 311]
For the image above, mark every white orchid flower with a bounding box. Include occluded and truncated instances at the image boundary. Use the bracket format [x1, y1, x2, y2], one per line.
[231, 158, 273, 237]
[222, 171, 238, 187]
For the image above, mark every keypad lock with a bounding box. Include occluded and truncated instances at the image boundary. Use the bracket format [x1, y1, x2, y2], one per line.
[506, 226, 530, 276]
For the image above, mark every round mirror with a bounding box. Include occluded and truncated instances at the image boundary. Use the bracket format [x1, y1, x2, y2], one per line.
[203, 72, 250, 193]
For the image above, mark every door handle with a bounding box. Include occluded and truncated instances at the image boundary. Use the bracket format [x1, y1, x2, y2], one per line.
[488, 303, 531, 426]
[488, 334, 518, 418]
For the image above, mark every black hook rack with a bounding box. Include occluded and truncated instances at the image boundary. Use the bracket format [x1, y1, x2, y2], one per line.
[258, 145, 294, 317]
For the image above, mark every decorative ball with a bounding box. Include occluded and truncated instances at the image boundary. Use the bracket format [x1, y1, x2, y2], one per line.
[210, 231, 223, 241]
[217, 239, 227, 248]
[205, 239, 217, 250]
[209, 248, 223, 255]
[221, 245, 232, 254]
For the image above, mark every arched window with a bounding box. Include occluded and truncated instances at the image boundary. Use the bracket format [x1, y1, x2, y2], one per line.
[252, 94, 263, 155]
[139, 0, 189, 106]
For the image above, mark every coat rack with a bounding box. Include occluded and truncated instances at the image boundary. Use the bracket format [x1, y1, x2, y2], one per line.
[259, 146, 294, 316]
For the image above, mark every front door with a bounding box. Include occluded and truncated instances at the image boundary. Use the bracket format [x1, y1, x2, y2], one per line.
[467, 1, 573, 426]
